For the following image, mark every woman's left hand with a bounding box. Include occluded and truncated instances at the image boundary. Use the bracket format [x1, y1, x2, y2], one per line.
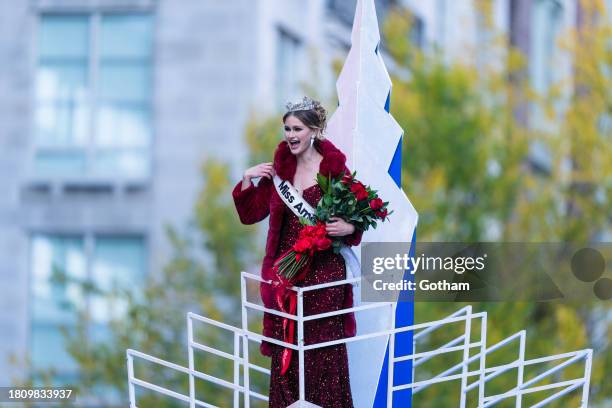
[326, 217, 356, 237]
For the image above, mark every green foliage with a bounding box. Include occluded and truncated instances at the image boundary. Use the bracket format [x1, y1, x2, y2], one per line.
[245, 113, 283, 166]
[195, 160, 259, 301]
[316, 172, 330, 194]
[315, 171, 390, 234]
[385, 7, 529, 242]
[383, 2, 610, 406]
[25, 160, 268, 407]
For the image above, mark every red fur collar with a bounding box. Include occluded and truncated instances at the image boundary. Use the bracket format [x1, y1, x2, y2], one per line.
[273, 139, 347, 181]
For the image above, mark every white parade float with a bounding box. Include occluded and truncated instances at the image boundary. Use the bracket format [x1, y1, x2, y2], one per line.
[126, 272, 593, 407]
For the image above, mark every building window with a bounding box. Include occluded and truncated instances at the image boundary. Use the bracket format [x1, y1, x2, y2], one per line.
[30, 234, 146, 384]
[30, 235, 84, 385]
[327, 0, 357, 26]
[276, 28, 303, 109]
[530, 0, 563, 94]
[35, 14, 153, 179]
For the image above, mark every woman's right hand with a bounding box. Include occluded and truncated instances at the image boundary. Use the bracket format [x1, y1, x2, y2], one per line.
[242, 162, 274, 190]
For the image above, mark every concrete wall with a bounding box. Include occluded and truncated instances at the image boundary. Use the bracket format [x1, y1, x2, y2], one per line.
[0, 0, 37, 384]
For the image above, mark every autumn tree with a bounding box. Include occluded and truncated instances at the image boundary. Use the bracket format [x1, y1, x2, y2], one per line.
[382, 2, 610, 406]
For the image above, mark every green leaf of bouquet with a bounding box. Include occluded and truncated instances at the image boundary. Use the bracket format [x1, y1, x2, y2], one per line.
[317, 173, 329, 192]
[299, 216, 315, 226]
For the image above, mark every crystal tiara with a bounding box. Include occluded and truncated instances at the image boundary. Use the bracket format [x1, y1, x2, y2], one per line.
[285, 96, 316, 112]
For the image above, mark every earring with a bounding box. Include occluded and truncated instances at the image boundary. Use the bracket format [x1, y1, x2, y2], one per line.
[310, 131, 317, 147]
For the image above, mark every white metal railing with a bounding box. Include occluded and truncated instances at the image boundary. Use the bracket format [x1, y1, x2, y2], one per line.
[407, 306, 593, 408]
[127, 311, 271, 408]
[127, 271, 594, 407]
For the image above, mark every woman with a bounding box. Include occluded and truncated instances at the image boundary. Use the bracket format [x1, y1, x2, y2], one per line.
[232, 96, 361, 407]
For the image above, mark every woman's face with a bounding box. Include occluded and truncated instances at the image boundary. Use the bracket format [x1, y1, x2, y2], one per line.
[284, 115, 315, 155]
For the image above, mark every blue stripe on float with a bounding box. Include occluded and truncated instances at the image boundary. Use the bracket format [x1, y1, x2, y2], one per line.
[373, 130, 415, 407]
[373, 346, 390, 407]
[385, 90, 390, 113]
[373, 230, 416, 408]
[393, 230, 416, 406]
[387, 135, 402, 188]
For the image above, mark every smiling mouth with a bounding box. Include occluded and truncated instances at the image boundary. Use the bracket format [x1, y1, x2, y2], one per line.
[288, 140, 300, 148]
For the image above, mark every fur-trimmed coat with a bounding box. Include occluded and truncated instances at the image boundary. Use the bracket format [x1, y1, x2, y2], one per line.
[232, 139, 361, 356]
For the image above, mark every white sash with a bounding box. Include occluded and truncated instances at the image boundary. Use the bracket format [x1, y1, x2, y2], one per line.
[272, 175, 317, 225]
[272, 175, 361, 280]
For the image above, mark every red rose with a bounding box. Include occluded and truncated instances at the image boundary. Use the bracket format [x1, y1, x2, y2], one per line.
[312, 236, 332, 251]
[369, 198, 383, 210]
[357, 190, 369, 201]
[350, 182, 368, 201]
[299, 229, 311, 239]
[293, 237, 312, 253]
[314, 223, 328, 235]
[341, 173, 353, 185]
[300, 224, 319, 239]
[376, 208, 388, 220]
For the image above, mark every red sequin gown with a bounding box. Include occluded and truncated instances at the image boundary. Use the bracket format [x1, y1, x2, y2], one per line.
[268, 184, 354, 408]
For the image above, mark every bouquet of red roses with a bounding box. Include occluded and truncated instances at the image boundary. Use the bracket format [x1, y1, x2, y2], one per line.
[273, 171, 391, 280]
[316, 170, 391, 253]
